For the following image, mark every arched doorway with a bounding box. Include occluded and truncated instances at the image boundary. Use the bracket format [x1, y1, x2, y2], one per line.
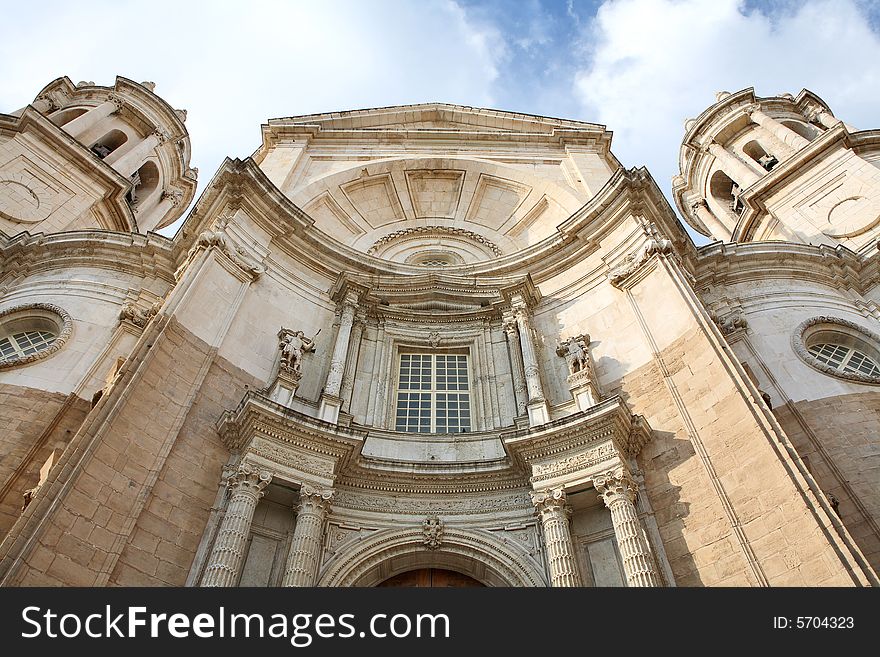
[377, 568, 485, 587]
[317, 527, 548, 587]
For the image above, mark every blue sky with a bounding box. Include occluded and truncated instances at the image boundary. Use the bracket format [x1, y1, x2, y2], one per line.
[2, 0, 878, 240]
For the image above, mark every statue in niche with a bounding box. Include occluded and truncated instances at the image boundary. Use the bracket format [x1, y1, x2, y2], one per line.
[556, 334, 591, 375]
[279, 329, 317, 374]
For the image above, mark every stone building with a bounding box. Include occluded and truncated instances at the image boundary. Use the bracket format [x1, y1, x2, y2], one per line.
[0, 78, 878, 587]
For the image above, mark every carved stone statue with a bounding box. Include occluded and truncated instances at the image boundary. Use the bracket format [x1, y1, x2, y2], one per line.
[279, 330, 316, 374]
[556, 334, 591, 375]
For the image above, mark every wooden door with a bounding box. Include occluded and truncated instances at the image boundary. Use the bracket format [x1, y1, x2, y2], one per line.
[377, 568, 484, 587]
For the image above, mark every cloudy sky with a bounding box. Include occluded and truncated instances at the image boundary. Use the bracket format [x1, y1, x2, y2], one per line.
[2, 0, 878, 241]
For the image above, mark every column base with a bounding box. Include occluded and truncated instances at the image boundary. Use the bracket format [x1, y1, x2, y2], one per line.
[269, 368, 302, 407]
[567, 370, 600, 411]
[318, 394, 342, 423]
[527, 400, 550, 426]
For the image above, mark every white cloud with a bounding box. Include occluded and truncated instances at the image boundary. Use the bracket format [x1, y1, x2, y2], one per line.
[0, 0, 505, 234]
[574, 0, 880, 240]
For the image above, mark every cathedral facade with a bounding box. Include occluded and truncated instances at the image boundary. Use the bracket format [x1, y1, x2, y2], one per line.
[0, 77, 878, 587]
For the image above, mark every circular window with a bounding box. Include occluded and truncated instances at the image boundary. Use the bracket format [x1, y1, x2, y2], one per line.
[0, 303, 72, 370]
[792, 316, 880, 384]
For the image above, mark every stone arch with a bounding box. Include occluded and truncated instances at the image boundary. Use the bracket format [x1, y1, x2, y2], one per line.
[318, 527, 548, 587]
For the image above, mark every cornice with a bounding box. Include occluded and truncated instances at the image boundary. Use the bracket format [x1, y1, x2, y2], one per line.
[695, 240, 870, 292]
[0, 229, 176, 284]
[175, 159, 694, 288]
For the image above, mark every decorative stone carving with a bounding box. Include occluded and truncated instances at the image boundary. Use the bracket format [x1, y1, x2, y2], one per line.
[367, 225, 503, 257]
[183, 215, 266, 280]
[711, 309, 748, 336]
[556, 334, 590, 375]
[608, 238, 673, 287]
[119, 299, 162, 328]
[282, 485, 334, 587]
[201, 464, 272, 587]
[594, 468, 660, 587]
[279, 328, 316, 375]
[557, 333, 601, 409]
[428, 331, 441, 348]
[422, 516, 444, 549]
[530, 488, 581, 587]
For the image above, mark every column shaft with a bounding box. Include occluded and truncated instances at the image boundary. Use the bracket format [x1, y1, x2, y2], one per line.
[749, 108, 810, 150]
[106, 131, 163, 176]
[339, 317, 364, 411]
[532, 489, 582, 587]
[752, 124, 796, 158]
[707, 142, 761, 189]
[503, 316, 528, 417]
[201, 465, 271, 587]
[282, 486, 333, 587]
[595, 470, 660, 587]
[324, 297, 357, 398]
[514, 308, 544, 403]
[691, 199, 733, 242]
[63, 98, 120, 139]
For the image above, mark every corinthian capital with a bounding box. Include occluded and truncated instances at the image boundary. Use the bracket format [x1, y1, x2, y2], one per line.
[298, 484, 335, 513]
[594, 469, 638, 507]
[531, 488, 568, 515]
[226, 464, 272, 496]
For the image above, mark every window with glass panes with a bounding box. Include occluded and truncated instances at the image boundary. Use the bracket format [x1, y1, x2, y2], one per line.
[395, 353, 471, 433]
[0, 329, 56, 361]
[808, 342, 880, 377]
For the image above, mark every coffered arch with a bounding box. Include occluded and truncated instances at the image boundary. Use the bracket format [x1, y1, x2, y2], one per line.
[293, 156, 588, 259]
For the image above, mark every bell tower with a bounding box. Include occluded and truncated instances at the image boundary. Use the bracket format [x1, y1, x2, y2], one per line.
[1, 76, 197, 234]
[673, 88, 878, 253]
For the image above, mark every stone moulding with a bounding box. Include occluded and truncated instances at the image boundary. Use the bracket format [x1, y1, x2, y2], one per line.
[0, 303, 73, 370]
[317, 526, 547, 587]
[792, 315, 880, 385]
[367, 225, 504, 258]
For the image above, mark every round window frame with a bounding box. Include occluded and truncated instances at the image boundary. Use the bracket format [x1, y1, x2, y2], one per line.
[0, 303, 72, 370]
[792, 316, 880, 385]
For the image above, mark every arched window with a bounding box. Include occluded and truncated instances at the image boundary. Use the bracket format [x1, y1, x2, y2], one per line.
[128, 160, 160, 206]
[743, 140, 778, 171]
[782, 120, 820, 142]
[709, 169, 743, 216]
[90, 130, 128, 159]
[48, 107, 88, 127]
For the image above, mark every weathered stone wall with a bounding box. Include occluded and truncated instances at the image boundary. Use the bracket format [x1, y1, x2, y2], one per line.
[774, 393, 880, 571]
[110, 353, 261, 586]
[0, 384, 90, 537]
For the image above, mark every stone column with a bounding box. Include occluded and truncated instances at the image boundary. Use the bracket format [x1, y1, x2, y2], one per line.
[324, 292, 359, 399]
[531, 489, 582, 587]
[282, 485, 334, 587]
[339, 313, 365, 412]
[62, 96, 122, 139]
[594, 470, 660, 587]
[513, 304, 549, 424]
[751, 124, 796, 158]
[805, 104, 853, 131]
[502, 313, 528, 417]
[690, 198, 733, 242]
[137, 189, 183, 233]
[201, 465, 271, 587]
[106, 130, 164, 176]
[707, 142, 761, 189]
[748, 106, 810, 151]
